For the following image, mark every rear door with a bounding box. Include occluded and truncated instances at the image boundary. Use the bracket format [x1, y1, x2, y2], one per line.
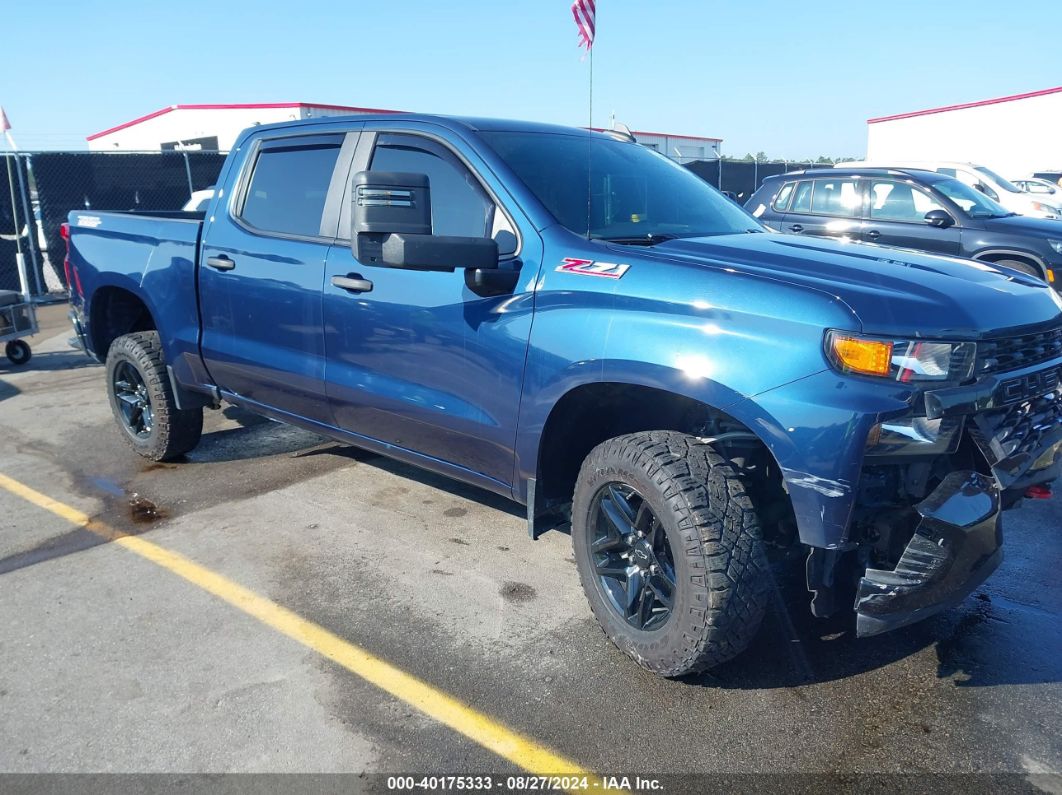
[863, 178, 962, 255]
[199, 130, 356, 424]
[321, 127, 535, 490]
[779, 177, 864, 240]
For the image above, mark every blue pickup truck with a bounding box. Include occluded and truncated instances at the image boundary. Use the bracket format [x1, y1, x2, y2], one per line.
[65, 114, 1062, 677]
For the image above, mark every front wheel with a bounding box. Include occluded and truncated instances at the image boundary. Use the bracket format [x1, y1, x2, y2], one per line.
[106, 331, 203, 461]
[572, 431, 769, 677]
[993, 258, 1043, 279]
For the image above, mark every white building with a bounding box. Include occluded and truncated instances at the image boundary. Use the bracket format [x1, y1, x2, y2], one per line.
[866, 86, 1062, 176]
[87, 102, 402, 151]
[87, 102, 722, 163]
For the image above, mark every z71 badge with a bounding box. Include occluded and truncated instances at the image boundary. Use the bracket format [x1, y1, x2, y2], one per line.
[556, 257, 630, 279]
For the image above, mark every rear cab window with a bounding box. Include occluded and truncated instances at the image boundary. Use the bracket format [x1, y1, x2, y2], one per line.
[237, 134, 345, 238]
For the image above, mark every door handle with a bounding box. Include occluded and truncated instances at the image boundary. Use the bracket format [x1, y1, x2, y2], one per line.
[206, 256, 236, 271]
[788, 224, 804, 233]
[331, 274, 374, 293]
[866, 230, 881, 240]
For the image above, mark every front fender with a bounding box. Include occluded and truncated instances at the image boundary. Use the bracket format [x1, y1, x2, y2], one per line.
[514, 252, 860, 504]
[725, 370, 917, 548]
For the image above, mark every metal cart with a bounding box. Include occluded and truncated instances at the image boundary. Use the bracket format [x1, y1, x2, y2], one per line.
[0, 289, 37, 365]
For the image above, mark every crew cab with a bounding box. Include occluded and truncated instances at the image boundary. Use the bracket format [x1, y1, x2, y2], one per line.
[65, 115, 1062, 677]
[747, 168, 1062, 285]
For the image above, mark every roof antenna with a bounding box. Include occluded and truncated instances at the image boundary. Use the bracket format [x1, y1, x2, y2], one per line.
[607, 122, 636, 143]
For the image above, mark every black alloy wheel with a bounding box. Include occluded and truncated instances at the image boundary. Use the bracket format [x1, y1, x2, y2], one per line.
[587, 482, 677, 631]
[112, 359, 154, 439]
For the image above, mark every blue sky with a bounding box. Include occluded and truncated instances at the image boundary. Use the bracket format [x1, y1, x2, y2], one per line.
[5, 0, 1061, 156]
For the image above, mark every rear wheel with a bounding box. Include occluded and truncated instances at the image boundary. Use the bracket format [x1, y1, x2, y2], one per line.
[106, 331, 202, 461]
[5, 339, 31, 365]
[571, 430, 769, 677]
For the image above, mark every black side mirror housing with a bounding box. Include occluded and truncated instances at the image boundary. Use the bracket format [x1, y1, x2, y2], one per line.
[352, 171, 499, 272]
[924, 209, 955, 228]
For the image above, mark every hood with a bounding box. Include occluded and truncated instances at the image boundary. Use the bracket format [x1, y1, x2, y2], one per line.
[627, 233, 1062, 339]
[979, 213, 1062, 237]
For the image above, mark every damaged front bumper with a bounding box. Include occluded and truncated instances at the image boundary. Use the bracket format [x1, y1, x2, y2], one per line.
[855, 470, 1003, 637]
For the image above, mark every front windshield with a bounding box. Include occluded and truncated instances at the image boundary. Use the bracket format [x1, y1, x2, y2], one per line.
[974, 165, 1023, 194]
[934, 177, 1012, 218]
[479, 131, 762, 241]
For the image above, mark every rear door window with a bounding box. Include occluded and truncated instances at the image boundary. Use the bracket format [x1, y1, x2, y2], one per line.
[811, 178, 861, 217]
[239, 136, 344, 237]
[789, 181, 813, 214]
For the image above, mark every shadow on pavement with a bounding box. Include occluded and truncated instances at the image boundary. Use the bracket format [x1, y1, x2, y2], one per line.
[0, 349, 99, 374]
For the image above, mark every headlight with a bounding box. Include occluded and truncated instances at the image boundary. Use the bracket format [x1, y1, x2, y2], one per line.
[1032, 201, 1061, 216]
[1049, 239, 1062, 255]
[825, 331, 976, 383]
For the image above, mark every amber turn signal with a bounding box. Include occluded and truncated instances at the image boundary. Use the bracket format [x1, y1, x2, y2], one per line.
[829, 334, 893, 377]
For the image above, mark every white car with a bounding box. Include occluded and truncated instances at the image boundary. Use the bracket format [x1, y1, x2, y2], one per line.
[182, 188, 215, 212]
[1014, 177, 1062, 198]
[841, 160, 1062, 219]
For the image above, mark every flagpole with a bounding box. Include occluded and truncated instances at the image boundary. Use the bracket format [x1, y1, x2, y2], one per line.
[586, 45, 593, 239]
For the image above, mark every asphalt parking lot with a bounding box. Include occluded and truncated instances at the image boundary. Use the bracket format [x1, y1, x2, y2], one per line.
[0, 304, 1059, 790]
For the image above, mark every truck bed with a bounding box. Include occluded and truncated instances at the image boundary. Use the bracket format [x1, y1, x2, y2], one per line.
[67, 210, 208, 391]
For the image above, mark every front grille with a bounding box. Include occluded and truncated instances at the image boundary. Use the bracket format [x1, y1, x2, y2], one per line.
[975, 326, 1062, 376]
[969, 389, 1062, 486]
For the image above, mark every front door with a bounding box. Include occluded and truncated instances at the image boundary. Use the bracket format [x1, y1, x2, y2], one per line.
[199, 131, 354, 424]
[863, 179, 962, 256]
[322, 129, 536, 489]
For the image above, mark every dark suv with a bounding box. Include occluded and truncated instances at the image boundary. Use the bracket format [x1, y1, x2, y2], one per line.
[747, 168, 1062, 287]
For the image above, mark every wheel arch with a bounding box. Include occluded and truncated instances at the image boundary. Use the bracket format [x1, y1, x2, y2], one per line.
[972, 248, 1048, 280]
[525, 379, 796, 544]
[87, 281, 158, 359]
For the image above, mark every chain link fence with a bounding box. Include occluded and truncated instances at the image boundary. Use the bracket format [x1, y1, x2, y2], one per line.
[685, 158, 826, 205]
[1, 151, 226, 297]
[2, 150, 828, 296]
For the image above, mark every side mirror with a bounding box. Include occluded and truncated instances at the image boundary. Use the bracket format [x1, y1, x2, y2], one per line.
[351, 171, 498, 272]
[924, 209, 955, 228]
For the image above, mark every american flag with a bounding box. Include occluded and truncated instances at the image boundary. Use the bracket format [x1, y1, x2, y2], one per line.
[571, 0, 596, 51]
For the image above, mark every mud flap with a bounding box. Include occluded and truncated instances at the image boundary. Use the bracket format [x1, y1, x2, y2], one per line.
[855, 471, 1003, 637]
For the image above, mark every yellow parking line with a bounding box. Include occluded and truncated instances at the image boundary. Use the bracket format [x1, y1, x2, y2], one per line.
[0, 471, 591, 778]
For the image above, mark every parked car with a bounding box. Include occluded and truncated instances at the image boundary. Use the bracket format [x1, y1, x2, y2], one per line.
[182, 188, 215, 212]
[1014, 177, 1062, 198]
[64, 114, 1062, 678]
[748, 167, 1062, 284]
[843, 160, 1062, 219]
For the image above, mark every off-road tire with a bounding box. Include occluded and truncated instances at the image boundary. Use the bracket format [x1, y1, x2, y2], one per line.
[106, 331, 202, 461]
[572, 430, 769, 676]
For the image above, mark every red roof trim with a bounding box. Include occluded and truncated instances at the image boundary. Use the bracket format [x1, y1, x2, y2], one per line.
[868, 85, 1062, 124]
[86, 102, 405, 141]
[86, 105, 178, 141]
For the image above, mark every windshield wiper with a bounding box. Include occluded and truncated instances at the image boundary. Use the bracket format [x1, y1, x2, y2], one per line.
[595, 233, 681, 246]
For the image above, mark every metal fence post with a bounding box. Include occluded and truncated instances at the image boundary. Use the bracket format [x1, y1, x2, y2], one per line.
[181, 151, 194, 200]
[14, 154, 43, 295]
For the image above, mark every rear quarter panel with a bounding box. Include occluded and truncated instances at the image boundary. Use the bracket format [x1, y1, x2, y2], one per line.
[68, 212, 204, 386]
